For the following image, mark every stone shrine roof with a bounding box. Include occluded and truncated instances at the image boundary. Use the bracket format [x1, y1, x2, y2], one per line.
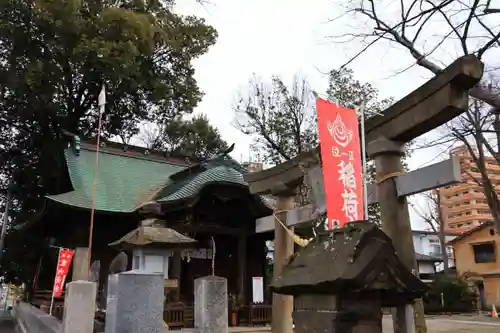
[108, 218, 197, 249]
[272, 222, 427, 306]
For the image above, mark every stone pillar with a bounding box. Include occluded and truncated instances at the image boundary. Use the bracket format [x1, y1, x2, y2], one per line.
[194, 276, 228, 333]
[104, 271, 164, 333]
[368, 138, 426, 333]
[61, 281, 97, 333]
[272, 196, 295, 333]
[237, 235, 247, 304]
[293, 295, 381, 333]
[72, 247, 90, 281]
[170, 252, 182, 302]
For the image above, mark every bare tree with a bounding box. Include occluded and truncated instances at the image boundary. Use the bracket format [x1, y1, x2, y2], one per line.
[334, 0, 500, 107]
[412, 191, 450, 274]
[333, 1, 500, 232]
[447, 94, 500, 233]
[234, 74, 317, 205]
[234, 74, 318, 165]
[414, 79, 500, 233]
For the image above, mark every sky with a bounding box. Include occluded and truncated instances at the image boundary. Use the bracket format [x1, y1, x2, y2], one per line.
[164, 0, 499, 230]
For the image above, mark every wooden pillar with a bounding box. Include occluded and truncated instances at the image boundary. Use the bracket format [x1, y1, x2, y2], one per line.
[170, 252, 182, 302]
[368, 138, 427, 333]
[272, 195, 295, 333]
[237, 235, 247, 305]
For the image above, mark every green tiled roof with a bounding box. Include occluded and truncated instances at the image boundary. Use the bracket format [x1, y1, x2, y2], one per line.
[156, 156, 272, 210]
[46, 148, 186, 212]
[157, 165, 247, 202]
[46, 145, 272, 213]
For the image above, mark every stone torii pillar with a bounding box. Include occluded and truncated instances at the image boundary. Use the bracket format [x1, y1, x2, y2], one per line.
[272, 193, 295, 333]
[362, 55, 484, 333]
[244, 154, 317, 333]
[368, 138, 425, 333]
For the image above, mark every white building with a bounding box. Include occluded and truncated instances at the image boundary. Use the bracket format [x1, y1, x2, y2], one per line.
[412, 230, 457, 281]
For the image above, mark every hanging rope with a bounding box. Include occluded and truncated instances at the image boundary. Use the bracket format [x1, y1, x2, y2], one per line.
[273, 213, 312, 247]
[87, 87, 106, 270]
[375, 171, 404, 184]
[210, 236, 216, 275]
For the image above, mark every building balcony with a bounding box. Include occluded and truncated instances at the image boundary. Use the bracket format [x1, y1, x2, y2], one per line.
[443, 192, 487, 203]
[446, 214, 477, 224]
[446, 203, 491, 214]
[429, 252, 454, 260]
[440, 184, 473, 195]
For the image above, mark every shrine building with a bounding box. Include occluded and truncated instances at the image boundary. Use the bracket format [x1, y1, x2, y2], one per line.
[21, 134, 275, 325]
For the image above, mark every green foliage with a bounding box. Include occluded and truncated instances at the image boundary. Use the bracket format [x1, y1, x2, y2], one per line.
[426, 276, 475, 306]
[0, 0, 218, 281]
[148, 114, 228, 160]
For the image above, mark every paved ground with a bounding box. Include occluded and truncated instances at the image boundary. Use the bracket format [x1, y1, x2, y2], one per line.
[0, 314, 18, 333]
[382, 315, 500, 332]
[218, 315, 500, 333]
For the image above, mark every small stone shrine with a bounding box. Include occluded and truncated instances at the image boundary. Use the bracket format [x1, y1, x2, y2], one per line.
[272, 221, 428, 333]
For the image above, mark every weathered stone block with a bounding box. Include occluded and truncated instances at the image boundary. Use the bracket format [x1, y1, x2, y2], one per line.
[62, 280, 97, 333]
[72, 247, 90, 281]
[194, 276, 228, 333]
[104, 270, 164, 333]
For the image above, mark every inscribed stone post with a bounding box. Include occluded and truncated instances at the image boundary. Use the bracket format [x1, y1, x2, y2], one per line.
[90, 260, 100, 283]
[194, 276, 228, 333]
[61, 281, 97, 333]
[72, 247, 90, 281]
[104, 270, 164, 333]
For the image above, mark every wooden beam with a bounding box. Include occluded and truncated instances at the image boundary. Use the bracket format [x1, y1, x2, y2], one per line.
[364, 55, 483, 143]
[171, 223, 250, 236]
[255, 157, 461, 233]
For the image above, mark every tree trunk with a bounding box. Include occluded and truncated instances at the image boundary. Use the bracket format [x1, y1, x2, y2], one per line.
[436, 192, 449, 274]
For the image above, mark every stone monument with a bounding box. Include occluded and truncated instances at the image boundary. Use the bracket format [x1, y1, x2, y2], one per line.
[194, 276, 228, 333]
[99, 252, 128, 312]
[61, 281, 97, 333]
[272, 222, 427, 333]
[104, 270, 164, 333]
[90, 260, 100, 283]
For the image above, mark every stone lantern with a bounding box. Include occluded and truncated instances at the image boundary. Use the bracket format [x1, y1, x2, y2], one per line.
[272, 221, 428, 333]
[109, 218, 196, 298]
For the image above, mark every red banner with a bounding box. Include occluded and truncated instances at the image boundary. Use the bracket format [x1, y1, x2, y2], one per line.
[52, 248, 74, 297]
[316, 98, 363, 229]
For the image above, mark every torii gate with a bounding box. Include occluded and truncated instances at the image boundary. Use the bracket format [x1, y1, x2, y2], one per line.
[244, 55, 483, 333]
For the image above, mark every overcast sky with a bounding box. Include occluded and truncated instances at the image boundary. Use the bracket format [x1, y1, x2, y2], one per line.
[169, 0, 499, 229]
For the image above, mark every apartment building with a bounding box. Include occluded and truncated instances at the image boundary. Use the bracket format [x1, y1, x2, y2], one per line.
[438, 145, 500, 233]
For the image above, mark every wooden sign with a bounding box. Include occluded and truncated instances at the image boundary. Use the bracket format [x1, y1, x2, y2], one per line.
[164, 279, 178, 288]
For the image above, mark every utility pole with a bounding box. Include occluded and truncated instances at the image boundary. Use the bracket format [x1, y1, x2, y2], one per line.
[0, 179, 12, 266]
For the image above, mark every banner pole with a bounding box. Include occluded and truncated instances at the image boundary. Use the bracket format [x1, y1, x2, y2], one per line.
[49, 247, 62, 316]
[359, 104, 369, 220]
